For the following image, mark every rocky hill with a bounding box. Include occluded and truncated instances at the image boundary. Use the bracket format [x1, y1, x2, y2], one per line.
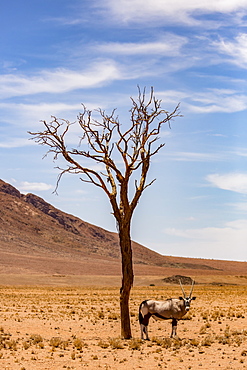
[0, 179, 246, 277]
[0, 179, 163, 263]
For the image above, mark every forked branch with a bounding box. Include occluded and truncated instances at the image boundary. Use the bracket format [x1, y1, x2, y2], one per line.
[29, 87, 181, 222]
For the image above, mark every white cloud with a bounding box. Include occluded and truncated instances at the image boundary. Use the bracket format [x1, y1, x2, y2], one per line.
[234, 149, 247, 158]
[94, 34, 187, 56]
[0, 99, 120, 140]
[0, 137, 33, 148]
[18, 181, 53, 193]
[186, 89, 247, 113]
[167, 151, 226, 162]
[233, 202, 247, 212]
[0, 60, 121, 99]
[206, 173, 247, 194]
[163, 219, 247, 261]
[185, 216, 196, 221]
[0, 102, 83, 128]
[214, 33, 247, 68]
[103, 0, 247, 26]
[157, 88, 247, 114]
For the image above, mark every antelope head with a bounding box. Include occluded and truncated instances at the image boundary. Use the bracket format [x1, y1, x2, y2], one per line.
[179, 279, 196, 311]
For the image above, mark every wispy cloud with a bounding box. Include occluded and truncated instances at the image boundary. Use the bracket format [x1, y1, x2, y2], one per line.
[102, 0, 247, 26]
[185, 89, 247, 113]
[0, 102, 84, 128]
[156, 87, 247, 114]
[0, 60, 121, 99]
[167, 151, 226, 162]
[206, 173, 247, 194]
[163, 219, 247, 260]
[94, 34, 187, 56]
[0, 137, 33, 148]
[7, 180, 53, 193]
[233, 202, 247, 212]
[233, 149, 247, 158]
[214, 33, 247, 68]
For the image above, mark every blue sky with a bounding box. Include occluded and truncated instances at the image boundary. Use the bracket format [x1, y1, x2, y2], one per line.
[1, 0, 247, 261]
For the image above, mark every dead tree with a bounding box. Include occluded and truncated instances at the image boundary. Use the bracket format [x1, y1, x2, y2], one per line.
[29, 87, 180, 339]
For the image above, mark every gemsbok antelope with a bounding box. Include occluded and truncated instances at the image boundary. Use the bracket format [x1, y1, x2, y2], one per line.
[139, 280, 196, 340]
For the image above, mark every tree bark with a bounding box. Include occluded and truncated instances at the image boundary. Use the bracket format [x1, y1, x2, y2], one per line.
[118, 222, 134, 339]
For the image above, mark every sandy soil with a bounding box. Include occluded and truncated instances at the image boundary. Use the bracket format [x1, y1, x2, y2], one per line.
[0, 273, 246, 287]
[0, 282, 246, 369]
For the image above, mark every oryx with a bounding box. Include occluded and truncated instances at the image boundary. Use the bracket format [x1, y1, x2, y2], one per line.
[139, 280, 196, 340]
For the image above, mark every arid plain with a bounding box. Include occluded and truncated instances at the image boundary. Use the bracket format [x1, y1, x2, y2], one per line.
[0, 283, 246, 370]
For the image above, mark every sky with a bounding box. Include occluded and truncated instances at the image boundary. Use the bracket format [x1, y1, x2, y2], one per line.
[1, 0, 247, 261]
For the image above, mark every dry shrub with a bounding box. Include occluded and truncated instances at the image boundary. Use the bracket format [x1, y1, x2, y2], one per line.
[234, 336, 244, 346]
[128, 338, 142, 350]
[151, 337, 173, 349]
[172, 338, 183, 350]
[161, 338, 173, 349]
[97, 310, 104, 319]
[98, 339, 109, 348]
[211, 309, 225, 321]
[190, 338, 200, 347]
[109, 337, 124, 349]
[23, 341, 30, 350]
[216, 335, 231, 345]
[49, 337, 63, 348]
[108, 312, 119, 321]
[73, 338, 83, 351]
[224, 325, 231, 338]
[30, 334, 43, 344]
[201, 335, 214, 347]
[6, 339, 17, 351]
[201, 311, 209, 320]
[199, 324, 210, 335]
[151, 337, 164, 346]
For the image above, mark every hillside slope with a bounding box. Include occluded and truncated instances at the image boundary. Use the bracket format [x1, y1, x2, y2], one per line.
[0, 179, 163, 264]
[0, 179, 246, 277]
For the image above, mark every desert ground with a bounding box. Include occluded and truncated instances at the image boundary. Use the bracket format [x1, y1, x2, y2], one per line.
[0, 277, 246, 369]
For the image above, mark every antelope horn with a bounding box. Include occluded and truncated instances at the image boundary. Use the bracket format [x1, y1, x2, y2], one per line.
[189, 280, 195, 298]
[179, 279, 186, 298]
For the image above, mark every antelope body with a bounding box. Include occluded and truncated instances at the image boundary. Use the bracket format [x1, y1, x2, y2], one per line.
[139, 280, 196, 340]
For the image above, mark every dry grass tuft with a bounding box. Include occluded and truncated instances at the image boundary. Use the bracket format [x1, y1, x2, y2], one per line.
[128, 338, 142, 350]
[109, 337, 124, 349]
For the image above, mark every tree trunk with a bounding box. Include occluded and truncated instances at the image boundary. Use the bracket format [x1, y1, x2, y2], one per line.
[118, 222, 134, 339]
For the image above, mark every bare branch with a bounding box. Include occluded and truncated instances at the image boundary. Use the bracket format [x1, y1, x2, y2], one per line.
[29, 87, 181, 223]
